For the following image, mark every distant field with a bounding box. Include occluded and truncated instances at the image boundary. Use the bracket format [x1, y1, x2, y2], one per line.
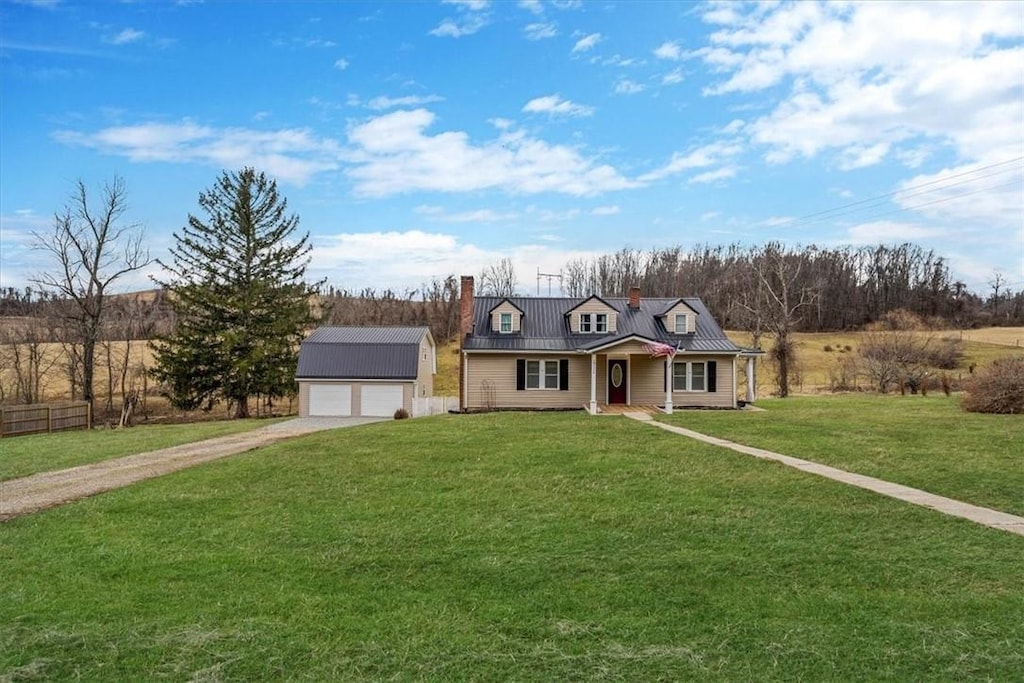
[726, 328, 1024, 395]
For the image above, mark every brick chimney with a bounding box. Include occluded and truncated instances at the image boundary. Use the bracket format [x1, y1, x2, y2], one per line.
[460, 275, 475, 338]
[628, 286, 641, 309]
[458, 275, 474, 412]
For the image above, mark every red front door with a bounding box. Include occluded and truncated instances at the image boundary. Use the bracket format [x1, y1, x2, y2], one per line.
[608, 359, 628, 404]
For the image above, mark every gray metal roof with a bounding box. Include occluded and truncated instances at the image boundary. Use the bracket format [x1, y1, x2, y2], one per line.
[296, 326, 430, 380]
[463, 297, 742, 354]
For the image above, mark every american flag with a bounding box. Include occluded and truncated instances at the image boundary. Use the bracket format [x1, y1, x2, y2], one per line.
[644, 342, 678, 358]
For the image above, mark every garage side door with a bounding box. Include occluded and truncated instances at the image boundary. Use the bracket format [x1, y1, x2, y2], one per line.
[308, 384, 352, 416]
[360, 385, 404, 417]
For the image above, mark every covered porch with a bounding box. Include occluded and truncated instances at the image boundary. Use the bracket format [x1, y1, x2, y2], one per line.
[578, 335, 756, 415]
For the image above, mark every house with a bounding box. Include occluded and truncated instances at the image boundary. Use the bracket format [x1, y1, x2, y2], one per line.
[457, 276, 759, 413]
[296, 326, 435, 417]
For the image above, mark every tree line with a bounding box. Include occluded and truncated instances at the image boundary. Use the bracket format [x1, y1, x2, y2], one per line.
[2, 170, 1020, 416]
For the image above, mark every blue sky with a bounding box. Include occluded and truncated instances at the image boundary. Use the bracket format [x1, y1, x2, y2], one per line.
[2, 0, 1022, 295]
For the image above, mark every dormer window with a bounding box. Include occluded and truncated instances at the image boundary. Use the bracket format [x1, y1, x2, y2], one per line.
[580, 313, 608, 333]
[674, 314, 688, 334]
[499, 312, 512, 333]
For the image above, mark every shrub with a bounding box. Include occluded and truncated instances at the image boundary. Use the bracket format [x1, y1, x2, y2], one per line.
[925, 337, 965, 369]
[844, 345, 853, 352]
[823, 344, 834, 353]
[940, 373, 952, 397]
[962, 357, 1024, 414]
[393, 408, 410, 420]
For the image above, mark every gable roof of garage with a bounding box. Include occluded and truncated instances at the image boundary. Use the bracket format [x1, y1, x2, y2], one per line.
[296, 326, 432, 380]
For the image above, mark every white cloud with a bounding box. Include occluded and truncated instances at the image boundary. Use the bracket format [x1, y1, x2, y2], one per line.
[334, 58, 350, 70]
[518, 0, 543, 15]
[108, 28, 145, 45]
[613, 79, 645, 95]
[523, 22, 558, 40]
[654, 40, 682, 60]
[443, 0, 488, 9]
[846, 220, 942, 245]
[638, 141, 744, 182]
[591, 205, 619, 215]
[53, 121, 340, 185]
[764, 216, 794, 227]
[695, 1, 1024, 179]
[689, 167, 737, 184]
[430, 13, 489, 37]
[522, 94, 594, 117]
[661, 69, 683, 85]
[414, 206, 518, 222]
[572, 32, 601, 53]
[344, 108, 638, 197]
[893, 159, 1024, 228]
[699, 211, 721, 222]
[309, 229, 603, 293]
[367, 94, 444, 110]
[600, 54, 643, 67]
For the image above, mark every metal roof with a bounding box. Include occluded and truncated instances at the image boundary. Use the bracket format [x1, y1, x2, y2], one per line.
[462, 296, 742, 354]
[296, 326, 430, 380]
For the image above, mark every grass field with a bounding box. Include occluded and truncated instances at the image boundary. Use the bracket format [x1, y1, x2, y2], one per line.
[660, 395, 1024, 516]
[0, 419, 284, 481]
[726, 328, 1024, 394]
[2, 413, 1022, 680]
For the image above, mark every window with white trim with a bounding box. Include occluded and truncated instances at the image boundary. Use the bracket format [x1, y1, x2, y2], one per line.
[526, 360, 560, 389]
[673, 361, 706, 391]
[674, 314, 688, 334]
[499, 312, 513, 333]
[579, 312, 608, 333]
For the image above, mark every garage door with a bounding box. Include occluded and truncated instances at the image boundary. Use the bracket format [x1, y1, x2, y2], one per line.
[308, 384, 352, 416]
[360, 385, 404, 417]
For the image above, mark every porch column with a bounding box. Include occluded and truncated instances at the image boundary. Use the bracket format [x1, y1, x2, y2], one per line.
[746, 356, 756, 404]
[664, 357, 673, 414]
[589, 354, 597, 414]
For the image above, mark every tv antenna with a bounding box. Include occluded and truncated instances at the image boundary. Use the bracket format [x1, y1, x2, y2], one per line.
[537, 267, 563, 296]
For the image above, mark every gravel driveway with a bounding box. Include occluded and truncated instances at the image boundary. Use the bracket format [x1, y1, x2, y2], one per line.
[0, 417, 383, 522]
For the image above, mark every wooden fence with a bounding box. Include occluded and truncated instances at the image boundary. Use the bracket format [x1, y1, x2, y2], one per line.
[0, 402, 91, 438]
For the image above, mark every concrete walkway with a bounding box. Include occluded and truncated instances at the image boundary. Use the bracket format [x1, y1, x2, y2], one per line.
[626, 413, 1024, 538]
[0, 417, 381, 522]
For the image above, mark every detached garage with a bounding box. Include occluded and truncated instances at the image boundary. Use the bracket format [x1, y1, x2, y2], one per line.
[296, 327, 436, 418]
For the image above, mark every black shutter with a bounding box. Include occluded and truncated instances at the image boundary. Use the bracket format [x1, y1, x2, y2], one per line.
[516, 359, 526, 391]
[663, 362, 668, 392]
[559, 358, 569, 391]
[707, 361, 717, 392]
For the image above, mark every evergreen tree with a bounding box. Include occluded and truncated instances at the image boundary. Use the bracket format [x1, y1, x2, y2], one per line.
[151, 168, 321, 417]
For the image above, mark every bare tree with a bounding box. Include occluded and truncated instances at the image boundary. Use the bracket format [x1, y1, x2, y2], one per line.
[478, 258, 518, 297]
[32, 176, 150, 422]
[988, 270, 1005, 320]
[742, 244, 817, 397]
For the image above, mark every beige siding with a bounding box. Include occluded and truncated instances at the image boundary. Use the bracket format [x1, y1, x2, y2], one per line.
[629, 355, 736, 408]
[661, 302, 698, 334]
[489, 301, 523, 333]
[298, 380, 414, 416]
[415, 336, 435, 397]
[568, 299, 618, 333]
[464, 354, 590, 410]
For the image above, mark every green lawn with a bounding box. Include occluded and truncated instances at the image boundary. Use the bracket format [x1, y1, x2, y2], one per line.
[658, 395, 1024, 516]
[2, 413, 1022, 681]
[0, 418, 284, 481]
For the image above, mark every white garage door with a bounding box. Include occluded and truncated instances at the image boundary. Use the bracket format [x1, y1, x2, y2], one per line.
[360, 385, 404, 417]
[308, 384, 352, 416]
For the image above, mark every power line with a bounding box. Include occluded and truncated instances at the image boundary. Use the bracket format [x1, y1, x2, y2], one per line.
[837, 179, 1023, 224]
[789, 156, 1024, 225]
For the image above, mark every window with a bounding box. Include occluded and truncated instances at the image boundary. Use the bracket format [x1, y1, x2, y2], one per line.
[674, 314, 688, 334]
[499, 312, 512, 333]
[526, 359, 560, 389]
[672, 361, 706, 391]
[580, 312, 608, 333]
